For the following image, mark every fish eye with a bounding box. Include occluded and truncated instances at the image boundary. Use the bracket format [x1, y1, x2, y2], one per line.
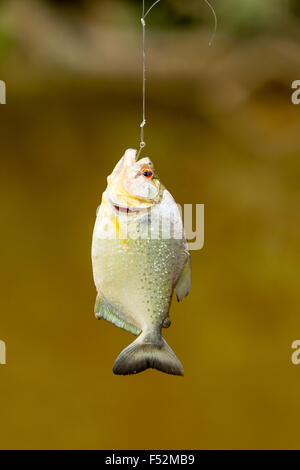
[143, 170, 152, 178]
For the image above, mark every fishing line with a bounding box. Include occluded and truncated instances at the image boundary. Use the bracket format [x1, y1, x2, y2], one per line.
[137, 0, 161, 158]
[204, 0, 218, 46]
[136, 0, 217, 158]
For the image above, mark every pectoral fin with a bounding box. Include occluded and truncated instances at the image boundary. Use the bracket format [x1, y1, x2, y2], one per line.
[175, 255, 191, 302]
[94, 295, 141, 336]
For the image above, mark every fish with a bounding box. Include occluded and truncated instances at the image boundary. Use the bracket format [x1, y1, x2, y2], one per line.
[91, 148, 191, 375]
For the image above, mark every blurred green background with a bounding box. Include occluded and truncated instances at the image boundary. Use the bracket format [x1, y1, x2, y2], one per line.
[1, 0, 300, 450]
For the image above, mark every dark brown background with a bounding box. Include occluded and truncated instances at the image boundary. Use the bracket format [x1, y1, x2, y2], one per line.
[0, 0, 300, 449]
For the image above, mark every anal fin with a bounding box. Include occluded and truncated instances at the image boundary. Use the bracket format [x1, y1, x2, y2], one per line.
[162, 316, 171, 328]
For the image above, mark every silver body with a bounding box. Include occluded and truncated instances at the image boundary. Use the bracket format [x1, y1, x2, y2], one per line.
[91, 149, 191, 375]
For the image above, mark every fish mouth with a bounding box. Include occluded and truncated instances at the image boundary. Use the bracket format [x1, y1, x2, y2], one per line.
[108, 197, 150, 215]
[113, 204, 141, 214]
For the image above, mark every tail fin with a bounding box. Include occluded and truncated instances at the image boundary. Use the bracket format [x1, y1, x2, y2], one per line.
[113, 332, 184, 376]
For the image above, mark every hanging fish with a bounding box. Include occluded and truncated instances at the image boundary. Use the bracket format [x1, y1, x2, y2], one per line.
[91, 149, 191, 375]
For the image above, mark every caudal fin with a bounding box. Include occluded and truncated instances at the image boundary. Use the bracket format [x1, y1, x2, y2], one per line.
[113, 332, 184, 376]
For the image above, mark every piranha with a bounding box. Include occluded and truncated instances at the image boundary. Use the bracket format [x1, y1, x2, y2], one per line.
[91, 148, 191, 375]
